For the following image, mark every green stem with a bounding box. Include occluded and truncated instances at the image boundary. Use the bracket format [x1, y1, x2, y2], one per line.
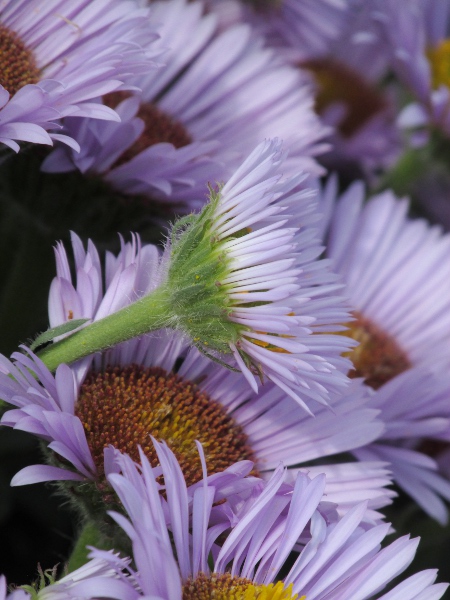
[37, 285, 174, 372]
[374, 146, 428, 197]
[67, 521, 107, 573]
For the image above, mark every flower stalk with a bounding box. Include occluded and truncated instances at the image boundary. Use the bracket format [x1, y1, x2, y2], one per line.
[37, 285, 175, 372]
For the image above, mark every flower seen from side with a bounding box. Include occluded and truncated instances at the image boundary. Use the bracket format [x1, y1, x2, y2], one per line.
[0, 555, 133, 600]
[37, 139, 355, 411]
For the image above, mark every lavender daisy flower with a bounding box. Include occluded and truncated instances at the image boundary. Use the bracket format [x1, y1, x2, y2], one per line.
[301, 1, 400, 177]
[319, 178, 450, 521]
[353, 368, 450, 524]
[42, 0, 329, 209]
[39, 139, 354, 410]
[0, 555, 133, 600]
[89, 441, 448, 600]
[207, 0, 350, 62]
[321, 179, 450, 387]
[0, 342, 392, 520]
[0, 0, 161, 151]
[373, 0, 450, 138]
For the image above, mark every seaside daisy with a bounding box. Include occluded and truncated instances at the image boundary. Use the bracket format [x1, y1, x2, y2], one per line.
[41, 0, 329, 210]
[321, 178, 450, 386]
[0, 0, 161, 152]
[88, 440, 448, 600]
[301, 1, 400, 177]
[39, 139, 355, 410]
[0, 340, 392, 522]
[353, 368, 450, 524]
[373, 0, 450, 138]
[319, 177, 450, 521]
[0, 556, 135, 600]
[207, 0, 350, 62]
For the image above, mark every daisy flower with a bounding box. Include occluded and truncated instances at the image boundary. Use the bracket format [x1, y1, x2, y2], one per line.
[88, 440, 448, 600]
[41, 0, 329, 209]
[301, 0, 400, 177]
[321, 178, 450, 387]
[353, 368, 450, 524]
[0, 555, 133, 600]
[0, 342, 391, 522]
[373, 0, 450, 138]
[39, 139, 354, 410]
[319, 177, 450, 521]
[0, 0, 161, 152]
[207, 0, 350, 63]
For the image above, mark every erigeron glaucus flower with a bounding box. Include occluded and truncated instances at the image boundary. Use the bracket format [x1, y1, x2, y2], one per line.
[207, 0, 350, 62]
[321, 177, 450, 387]
[0, 188, 391, 520]
[353, 368, 450, 524]
[39, 139, 355, 410]
[372, 0, 450, 137]
[0, 344, 392, 522]
[89, 441, 448, 600]
[301, 1, 400, 177]
[0, 556, 133, 600]
[0, 0, 161, 152]
[41, 0, 329, 210]
[319, 177, 450, 522]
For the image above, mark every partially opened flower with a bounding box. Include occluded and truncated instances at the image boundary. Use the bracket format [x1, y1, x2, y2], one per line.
[0, 555, 133, 600]
[88, 440, 448, 600]
[38, 139, 354, 410]
[0, 0, 161, 151]
[42, 0, 329, 209]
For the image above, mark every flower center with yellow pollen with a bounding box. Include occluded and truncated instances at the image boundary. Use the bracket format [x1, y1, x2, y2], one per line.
[343, 312, 411, 389]
[0, 24, 40, 95]
[104, 92, 192, 166]
[75, 365, 256, 485]
[303, 59, 387, 138]
[427, 39, 450, 90]
[182, 573, 302, 600]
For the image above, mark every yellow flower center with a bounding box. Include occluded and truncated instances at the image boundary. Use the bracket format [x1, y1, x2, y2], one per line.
[342, 312, 411, 389]
[182, 573, 302, 600]
[0, 24, 40, 95]
[427, 39, 450, 89]
[75, 365, 257, 486]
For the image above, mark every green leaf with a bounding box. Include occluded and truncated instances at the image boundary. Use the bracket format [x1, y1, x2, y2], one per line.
[30, 319, 88, 351]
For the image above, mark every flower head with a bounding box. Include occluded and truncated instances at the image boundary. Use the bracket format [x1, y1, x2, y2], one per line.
[321, 178, 450, 384]
[162, 139, 353, 409]
[319, 177, 450, 522]
[373, 0, 450, 137]
[42, 0, 328, 209]
[0, 555, 132, 600]
[89, 440, 448, 600]
[0, 0, 161, 151]
[39, 139, 354, 411]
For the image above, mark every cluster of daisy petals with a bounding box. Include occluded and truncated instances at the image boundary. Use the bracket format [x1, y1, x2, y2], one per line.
[1, 0, 450, 599]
